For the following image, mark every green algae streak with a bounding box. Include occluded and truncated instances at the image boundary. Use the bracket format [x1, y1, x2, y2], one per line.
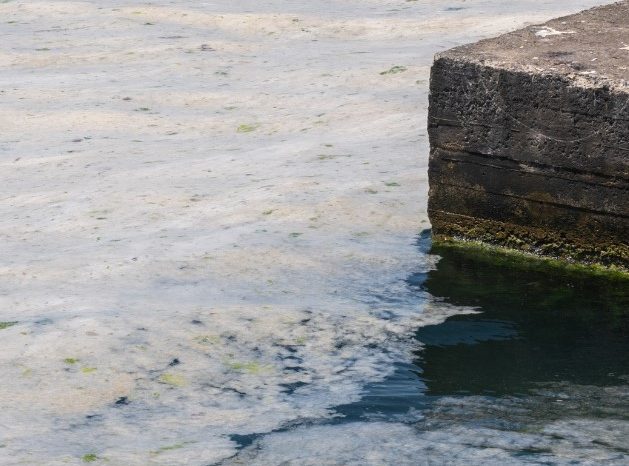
[432, 238, 629, 282]
[158, 372, 187, 387]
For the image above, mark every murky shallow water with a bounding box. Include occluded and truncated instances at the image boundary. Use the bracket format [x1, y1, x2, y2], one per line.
[0, 1, 623, 464]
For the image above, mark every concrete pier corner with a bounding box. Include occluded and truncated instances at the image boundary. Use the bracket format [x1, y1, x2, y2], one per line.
[428, 1, 629, 271]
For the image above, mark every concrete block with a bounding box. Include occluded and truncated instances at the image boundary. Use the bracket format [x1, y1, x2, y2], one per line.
[428, 1, 629, 269]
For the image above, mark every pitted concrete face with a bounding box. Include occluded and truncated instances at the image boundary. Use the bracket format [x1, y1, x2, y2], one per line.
[0, 0, 613, 464]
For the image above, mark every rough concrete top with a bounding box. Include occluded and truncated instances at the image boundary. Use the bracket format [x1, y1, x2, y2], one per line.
[438, 1, 629, 90]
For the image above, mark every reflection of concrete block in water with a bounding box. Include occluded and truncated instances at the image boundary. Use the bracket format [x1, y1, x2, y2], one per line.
[427, 1, 629, 270]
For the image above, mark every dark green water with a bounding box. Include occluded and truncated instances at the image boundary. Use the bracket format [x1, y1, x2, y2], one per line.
[338, 235, 629, 434]
[417, 243, 629, 397]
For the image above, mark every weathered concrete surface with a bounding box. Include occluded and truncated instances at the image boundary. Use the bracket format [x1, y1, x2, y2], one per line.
[428, 1, 629, 269]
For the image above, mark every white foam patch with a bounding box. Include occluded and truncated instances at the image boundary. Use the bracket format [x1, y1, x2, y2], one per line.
[230, 418, 629, 465]
[0, 0, 608, 464]
[534, 26, 576, 37]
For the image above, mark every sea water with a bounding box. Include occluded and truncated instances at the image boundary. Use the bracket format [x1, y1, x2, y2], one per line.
[0, 1, 621, 464]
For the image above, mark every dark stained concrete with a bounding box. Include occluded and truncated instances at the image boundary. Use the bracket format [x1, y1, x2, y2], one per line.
[428, 1, 629, 269]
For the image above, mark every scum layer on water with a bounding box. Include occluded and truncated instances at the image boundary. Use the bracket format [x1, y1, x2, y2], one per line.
[0, 0, 618, 464]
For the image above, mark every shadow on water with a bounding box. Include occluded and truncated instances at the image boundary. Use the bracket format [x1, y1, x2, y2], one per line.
[336, 230, 629, 420]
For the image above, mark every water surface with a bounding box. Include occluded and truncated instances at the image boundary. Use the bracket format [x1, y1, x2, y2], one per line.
[292, 237, 629, 464]
[0, 1, 616, 464]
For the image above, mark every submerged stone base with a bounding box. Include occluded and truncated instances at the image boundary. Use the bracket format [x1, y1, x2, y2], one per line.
[427, 1, 629, 270]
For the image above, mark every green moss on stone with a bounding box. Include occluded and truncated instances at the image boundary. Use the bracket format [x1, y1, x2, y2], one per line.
[432, 238, 629, 281]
